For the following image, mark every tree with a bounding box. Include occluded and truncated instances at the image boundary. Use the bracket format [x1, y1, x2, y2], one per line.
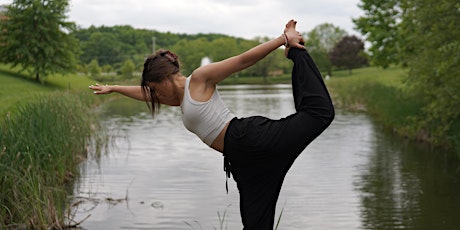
[402, 0, 460, 144]
[249, 37, 275, 82]
[354, 0, 460, 147]
[88, 59, 101, 79]
[305, 23, 347, 76]
[208, 37, 239, 62]
[121, 59, 135, 79]
[306, 23, 347, 52]
[353, 0, 406, 68]
[172, 38, 209, 76]
[81, 32, 123, 66]
[0, 0, 80, 82]
[329, 35, 368, 75]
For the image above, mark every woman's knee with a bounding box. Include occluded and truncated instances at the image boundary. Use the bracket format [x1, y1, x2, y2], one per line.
[324, 103, 335, 124]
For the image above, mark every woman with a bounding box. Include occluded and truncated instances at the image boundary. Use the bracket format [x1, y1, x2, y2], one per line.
[89, 20, 334, 229]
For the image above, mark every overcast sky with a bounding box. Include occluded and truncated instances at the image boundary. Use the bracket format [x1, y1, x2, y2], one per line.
[0, 0, 364, 39]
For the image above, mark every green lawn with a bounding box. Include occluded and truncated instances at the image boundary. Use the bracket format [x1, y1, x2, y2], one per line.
[0, 64, 95, 116]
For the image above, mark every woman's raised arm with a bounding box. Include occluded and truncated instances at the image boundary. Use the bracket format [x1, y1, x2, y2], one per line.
[193, 19, 305, 86]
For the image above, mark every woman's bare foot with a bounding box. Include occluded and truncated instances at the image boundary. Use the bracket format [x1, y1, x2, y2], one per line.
[284, 19, 297, 34]
[284, 20, 296, 57]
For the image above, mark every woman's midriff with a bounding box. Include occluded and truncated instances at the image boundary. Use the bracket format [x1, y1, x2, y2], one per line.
[210, 121, 230, 153]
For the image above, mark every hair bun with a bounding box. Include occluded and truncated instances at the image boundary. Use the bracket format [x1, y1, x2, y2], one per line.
[162, 51, 177, 63]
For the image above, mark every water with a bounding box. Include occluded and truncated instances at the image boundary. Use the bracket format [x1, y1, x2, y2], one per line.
[72, 85, 460, 230]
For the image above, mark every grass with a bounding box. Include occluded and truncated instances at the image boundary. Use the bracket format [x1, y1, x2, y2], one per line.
[0, 92, 105, 228]
[0, 65, 107, 229]
[327, 66, 460, 154]
[0, 64, 97, 116]
[327, 66, 423, 130]
[183, 203, 285, 230]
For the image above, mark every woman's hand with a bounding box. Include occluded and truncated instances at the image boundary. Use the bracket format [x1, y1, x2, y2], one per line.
[284, 19, 306, 49]
[88, 83, 113, 95]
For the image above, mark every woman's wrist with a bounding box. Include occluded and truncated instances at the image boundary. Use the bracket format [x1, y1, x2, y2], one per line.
[281, 33, 289, 47]
[108, 85, 121, 93]
[276, 34, 287, 48]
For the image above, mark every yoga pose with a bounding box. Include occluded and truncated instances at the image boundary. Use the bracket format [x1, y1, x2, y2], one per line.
[89, 20, 334, 229]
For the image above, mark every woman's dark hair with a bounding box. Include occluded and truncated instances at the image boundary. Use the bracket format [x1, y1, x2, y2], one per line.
[141, 49, 180, 116]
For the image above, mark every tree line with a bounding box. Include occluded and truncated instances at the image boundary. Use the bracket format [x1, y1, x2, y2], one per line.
[0, 0, 368, 83]
[74, 24, 367, 81]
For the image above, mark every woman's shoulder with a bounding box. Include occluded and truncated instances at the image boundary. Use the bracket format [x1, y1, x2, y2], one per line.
[190, 67, 205, 81]
[188, 69, 216, 102]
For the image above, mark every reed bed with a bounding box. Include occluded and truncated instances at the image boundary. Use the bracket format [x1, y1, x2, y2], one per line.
[0, 91, 104, 229]
[326, 67, 440, 145]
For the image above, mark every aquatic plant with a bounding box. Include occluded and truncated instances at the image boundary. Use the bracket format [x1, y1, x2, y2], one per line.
[0, 91, 104, 229]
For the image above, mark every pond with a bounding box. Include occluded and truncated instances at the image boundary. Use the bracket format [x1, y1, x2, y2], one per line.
[71, 84, 460, 230]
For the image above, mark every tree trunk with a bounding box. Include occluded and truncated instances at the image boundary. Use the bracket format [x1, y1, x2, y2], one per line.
[35, 72, 40, 82]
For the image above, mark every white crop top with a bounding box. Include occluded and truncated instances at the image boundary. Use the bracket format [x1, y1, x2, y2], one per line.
[180, 76, 236, 146]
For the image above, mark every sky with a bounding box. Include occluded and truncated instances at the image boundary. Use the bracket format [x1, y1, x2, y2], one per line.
[0, 0, 364, 39]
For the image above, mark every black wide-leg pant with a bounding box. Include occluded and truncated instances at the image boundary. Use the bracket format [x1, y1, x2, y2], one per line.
[223, 48, 335, 230]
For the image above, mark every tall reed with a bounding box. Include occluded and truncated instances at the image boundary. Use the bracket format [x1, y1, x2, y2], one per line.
[0, 91, 104, 229]
[327, 70, 426, 141]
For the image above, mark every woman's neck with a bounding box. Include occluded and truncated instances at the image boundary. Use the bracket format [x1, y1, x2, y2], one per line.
[172, 74, 186, 105]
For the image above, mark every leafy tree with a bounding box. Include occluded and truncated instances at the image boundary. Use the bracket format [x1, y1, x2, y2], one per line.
[88, 59, 101, 79]
[307, 49, 331, 76]
[246, 37, 271, 80]
[74, 26, 149, 68]
[305, 23, 347, 76]
[101, 64, 114, 74]
[353, 0, 406, 68]
[402, 0, 460, 145]
[172, 38, 209, 76]
[329, 35, 368, 74]
[354, 0, 460, 147]
[208, 37, 239, 63]
[0, 0, 79, 82]
[81, 32, 123, 66]
[121, 59, 135, 79]
[306, 23, 347, 52]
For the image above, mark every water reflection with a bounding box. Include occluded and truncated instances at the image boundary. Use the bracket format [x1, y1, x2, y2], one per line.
[356, 128, 460, 229]
[72, 85, 460, 230]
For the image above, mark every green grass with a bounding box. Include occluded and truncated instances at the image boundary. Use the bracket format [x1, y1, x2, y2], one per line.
[0, 64, 96, 116]
[326, 66, 460, 154]
[328, 66, 421, 128]
[0, 65, 107, 229]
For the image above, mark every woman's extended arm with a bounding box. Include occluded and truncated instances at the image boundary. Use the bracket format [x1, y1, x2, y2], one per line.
[193, 20, 305, 86]
[89, 84, 149, 101]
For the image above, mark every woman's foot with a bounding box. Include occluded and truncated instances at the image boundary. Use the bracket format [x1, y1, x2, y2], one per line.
[284, 20, 306, 58]
[284, 20, 297, 38]
[284, 20, 296, 58]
